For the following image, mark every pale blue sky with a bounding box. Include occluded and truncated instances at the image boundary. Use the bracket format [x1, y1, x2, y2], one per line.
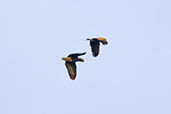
[0, 0, 171, 114]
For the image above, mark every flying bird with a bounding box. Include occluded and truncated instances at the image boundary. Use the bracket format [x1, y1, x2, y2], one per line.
[87, 37, 108, 57]
[62, 52, 86, 80]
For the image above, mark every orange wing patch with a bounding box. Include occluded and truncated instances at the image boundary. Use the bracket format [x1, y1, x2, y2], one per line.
[98, 38, 108, 45]
[97, 38, 104, 41]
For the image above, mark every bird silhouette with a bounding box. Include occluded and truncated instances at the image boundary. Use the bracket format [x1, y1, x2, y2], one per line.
[62, 52, 86, 80]
[87, 37, 108, 57]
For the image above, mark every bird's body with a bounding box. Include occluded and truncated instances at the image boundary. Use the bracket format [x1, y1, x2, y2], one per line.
[87, 37, 108, 57]
[62, 52, 86, 80]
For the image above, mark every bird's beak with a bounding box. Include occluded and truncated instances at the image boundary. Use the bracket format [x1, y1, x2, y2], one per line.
[61, 57, 72, 62]
[62, 57, 66, 60]
[87, 38, 93, 41]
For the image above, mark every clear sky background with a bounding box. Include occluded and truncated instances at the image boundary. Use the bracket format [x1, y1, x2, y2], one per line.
[0, 0, 171, 114]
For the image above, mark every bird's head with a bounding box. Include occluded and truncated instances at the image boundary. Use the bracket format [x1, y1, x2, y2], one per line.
[86, 38, 93, 41]
[61, 57, 72, 62]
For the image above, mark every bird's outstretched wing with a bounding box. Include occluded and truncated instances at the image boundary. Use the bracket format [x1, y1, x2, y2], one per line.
[97, 38, 108, 45]
[99, 40, 108, 45]
[90, 41, 100, 57]
[68, 52, 86, 58]
[65, 62, 77, 80]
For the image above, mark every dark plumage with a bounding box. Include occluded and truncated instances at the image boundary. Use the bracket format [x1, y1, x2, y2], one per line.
[62, 52, 86, 80]
[87, 37, 108, 57]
